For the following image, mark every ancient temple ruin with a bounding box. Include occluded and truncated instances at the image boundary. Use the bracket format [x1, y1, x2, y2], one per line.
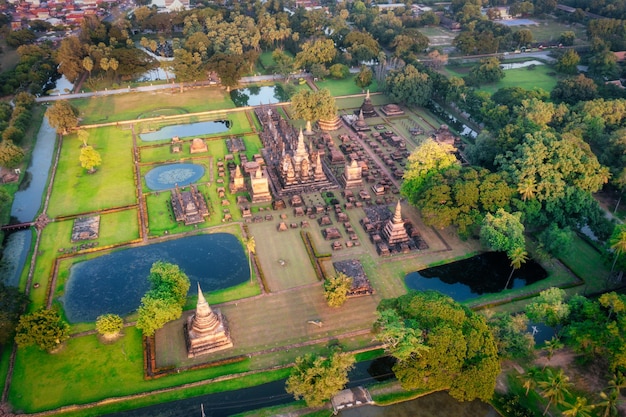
[185, 283, 233, 358]
[229, 164, 246, 194]
[171, 184, 209, 225]
[382, 200, 410, 245]
[255, 106, 339, 197]
[341, 159, 363, 189]
[357, 90, 377, 118]
[250, 167, 272, 203]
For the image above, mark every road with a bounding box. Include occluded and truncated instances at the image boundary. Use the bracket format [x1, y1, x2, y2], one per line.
[35, 74, 297, 103]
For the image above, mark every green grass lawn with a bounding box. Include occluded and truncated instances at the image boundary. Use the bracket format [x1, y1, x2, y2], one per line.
[315, 76, 380, 97]
[73, 88, 237, 124]
[521, 19, 587, 45]
[47, 127, 137, 217]
[479, 65, 558, 95]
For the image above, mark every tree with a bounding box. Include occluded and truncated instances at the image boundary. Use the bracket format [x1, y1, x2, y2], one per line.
[518, 366, 541, 395]
[323, 272, 352, 308]
[467, 57, 504, 86]
[401, 138, 458, 204]
[526, 287, 570, 330]
[285, 349, 355, 407]
[480, 208, 525, 255]
[504, 246, 528, 290]
[559, 31, 576, 46]
[609, 224, 626, 277]
[294, 38, 336, 70]
[55, 36, 86, 83]
[272, 49, 294, 80]
[77, 129, 90, 147]
[46, 101, 79, 135]
[0, 283, 28, 345]
[487, 312, 534, 360]
[375, 291, 500, 402]
[83, 56, 94, 78]
[95, 314, 124, 339]
[541, 336, 564, 369]
[0, 140, 25, 168]
[562, 396, 594, 417]
[208, 53, 249, 91]
[385, 64, 433, 106]
[15, 308, 70, 352]
[556, 49, 580, 75]
[329, 64, 349, 79]
[538, 368, 571, 415]
[136, 262, 190, 337]
[244, 236, 255, 284]
[172, 49, 205, 93]
[550, 75, 598, 105]
[290, 89, 337, 133]
[354, 65, 373, 91]
[79, 146, 102, 173]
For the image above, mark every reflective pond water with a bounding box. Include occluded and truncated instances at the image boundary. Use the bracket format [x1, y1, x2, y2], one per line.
[145, 163, 205, 191]
[230, 85, 290, 107]
[139, 120, 230, 142]
[1, 117, 56, 287]
[62, 234, 248, 323]
[102, 358, 495, 417]
[405, 251, 547, 302]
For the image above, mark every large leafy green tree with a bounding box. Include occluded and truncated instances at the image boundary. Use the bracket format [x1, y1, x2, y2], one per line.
[401, 138, 458, 205]
[294, 38, 336, 70]
[79, 146, 102, 173]
[527, 287, 570, 330]
[323, 272, 352, 308]
[46, 101, 79, 135]
[480, 208, 525, 254]
[136, 262, 190, 337]
[290, 89, 337, 133]
[15, 308, 70, 352]
[384, 64, 433, 106]
[466, 57, 504, 86]
[285, 349, 355, 407]
[374, 291, 500, 401]
[0, 283, 28, 345]
[565, 293, 626, 374]
[0, 140, 25, 168]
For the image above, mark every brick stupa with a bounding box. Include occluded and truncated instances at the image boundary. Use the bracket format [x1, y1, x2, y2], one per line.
[381, 200, 410, 245]
[185, 283, 233, 358]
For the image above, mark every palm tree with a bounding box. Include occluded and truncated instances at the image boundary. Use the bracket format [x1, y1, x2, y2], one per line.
[610, 224, 626, 279]
[504, 246, 529, 290]
[518, 177, 537, 201]
[244, 236, 256, 284]
[542, 336, 564, 370]
[595, 375, 624, 417]
[597, 389, 620, 417]
[562, 396, 594, 417]
[518, 366, 541, 396]
[538, 368, 571, 416]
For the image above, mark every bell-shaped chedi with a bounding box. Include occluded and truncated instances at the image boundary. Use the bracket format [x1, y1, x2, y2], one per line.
[184, 283, 233, 358]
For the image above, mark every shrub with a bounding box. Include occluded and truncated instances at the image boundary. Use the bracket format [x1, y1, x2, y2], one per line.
[95, 314, 124, 338]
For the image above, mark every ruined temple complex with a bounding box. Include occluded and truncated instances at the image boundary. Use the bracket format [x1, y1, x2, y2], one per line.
[255, 106, 339, 197]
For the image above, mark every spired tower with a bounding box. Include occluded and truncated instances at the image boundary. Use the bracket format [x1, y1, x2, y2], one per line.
[381, 200, 410, 245]
[185, 283, 233, 358]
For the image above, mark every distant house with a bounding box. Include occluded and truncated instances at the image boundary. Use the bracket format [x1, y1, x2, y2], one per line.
[439, 15, 461, 31]
[614, 51, 626, 63]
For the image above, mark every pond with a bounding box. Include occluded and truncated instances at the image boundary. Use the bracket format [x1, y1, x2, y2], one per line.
[139, 120, 230, 142]
[405, 252, 547, 302]
[501, 60, 544, 70]
[62, 234, 248, 323]
[101, 358, 496, 417]
[144, 163, 205, 191]
[230, 85, 290, 107]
